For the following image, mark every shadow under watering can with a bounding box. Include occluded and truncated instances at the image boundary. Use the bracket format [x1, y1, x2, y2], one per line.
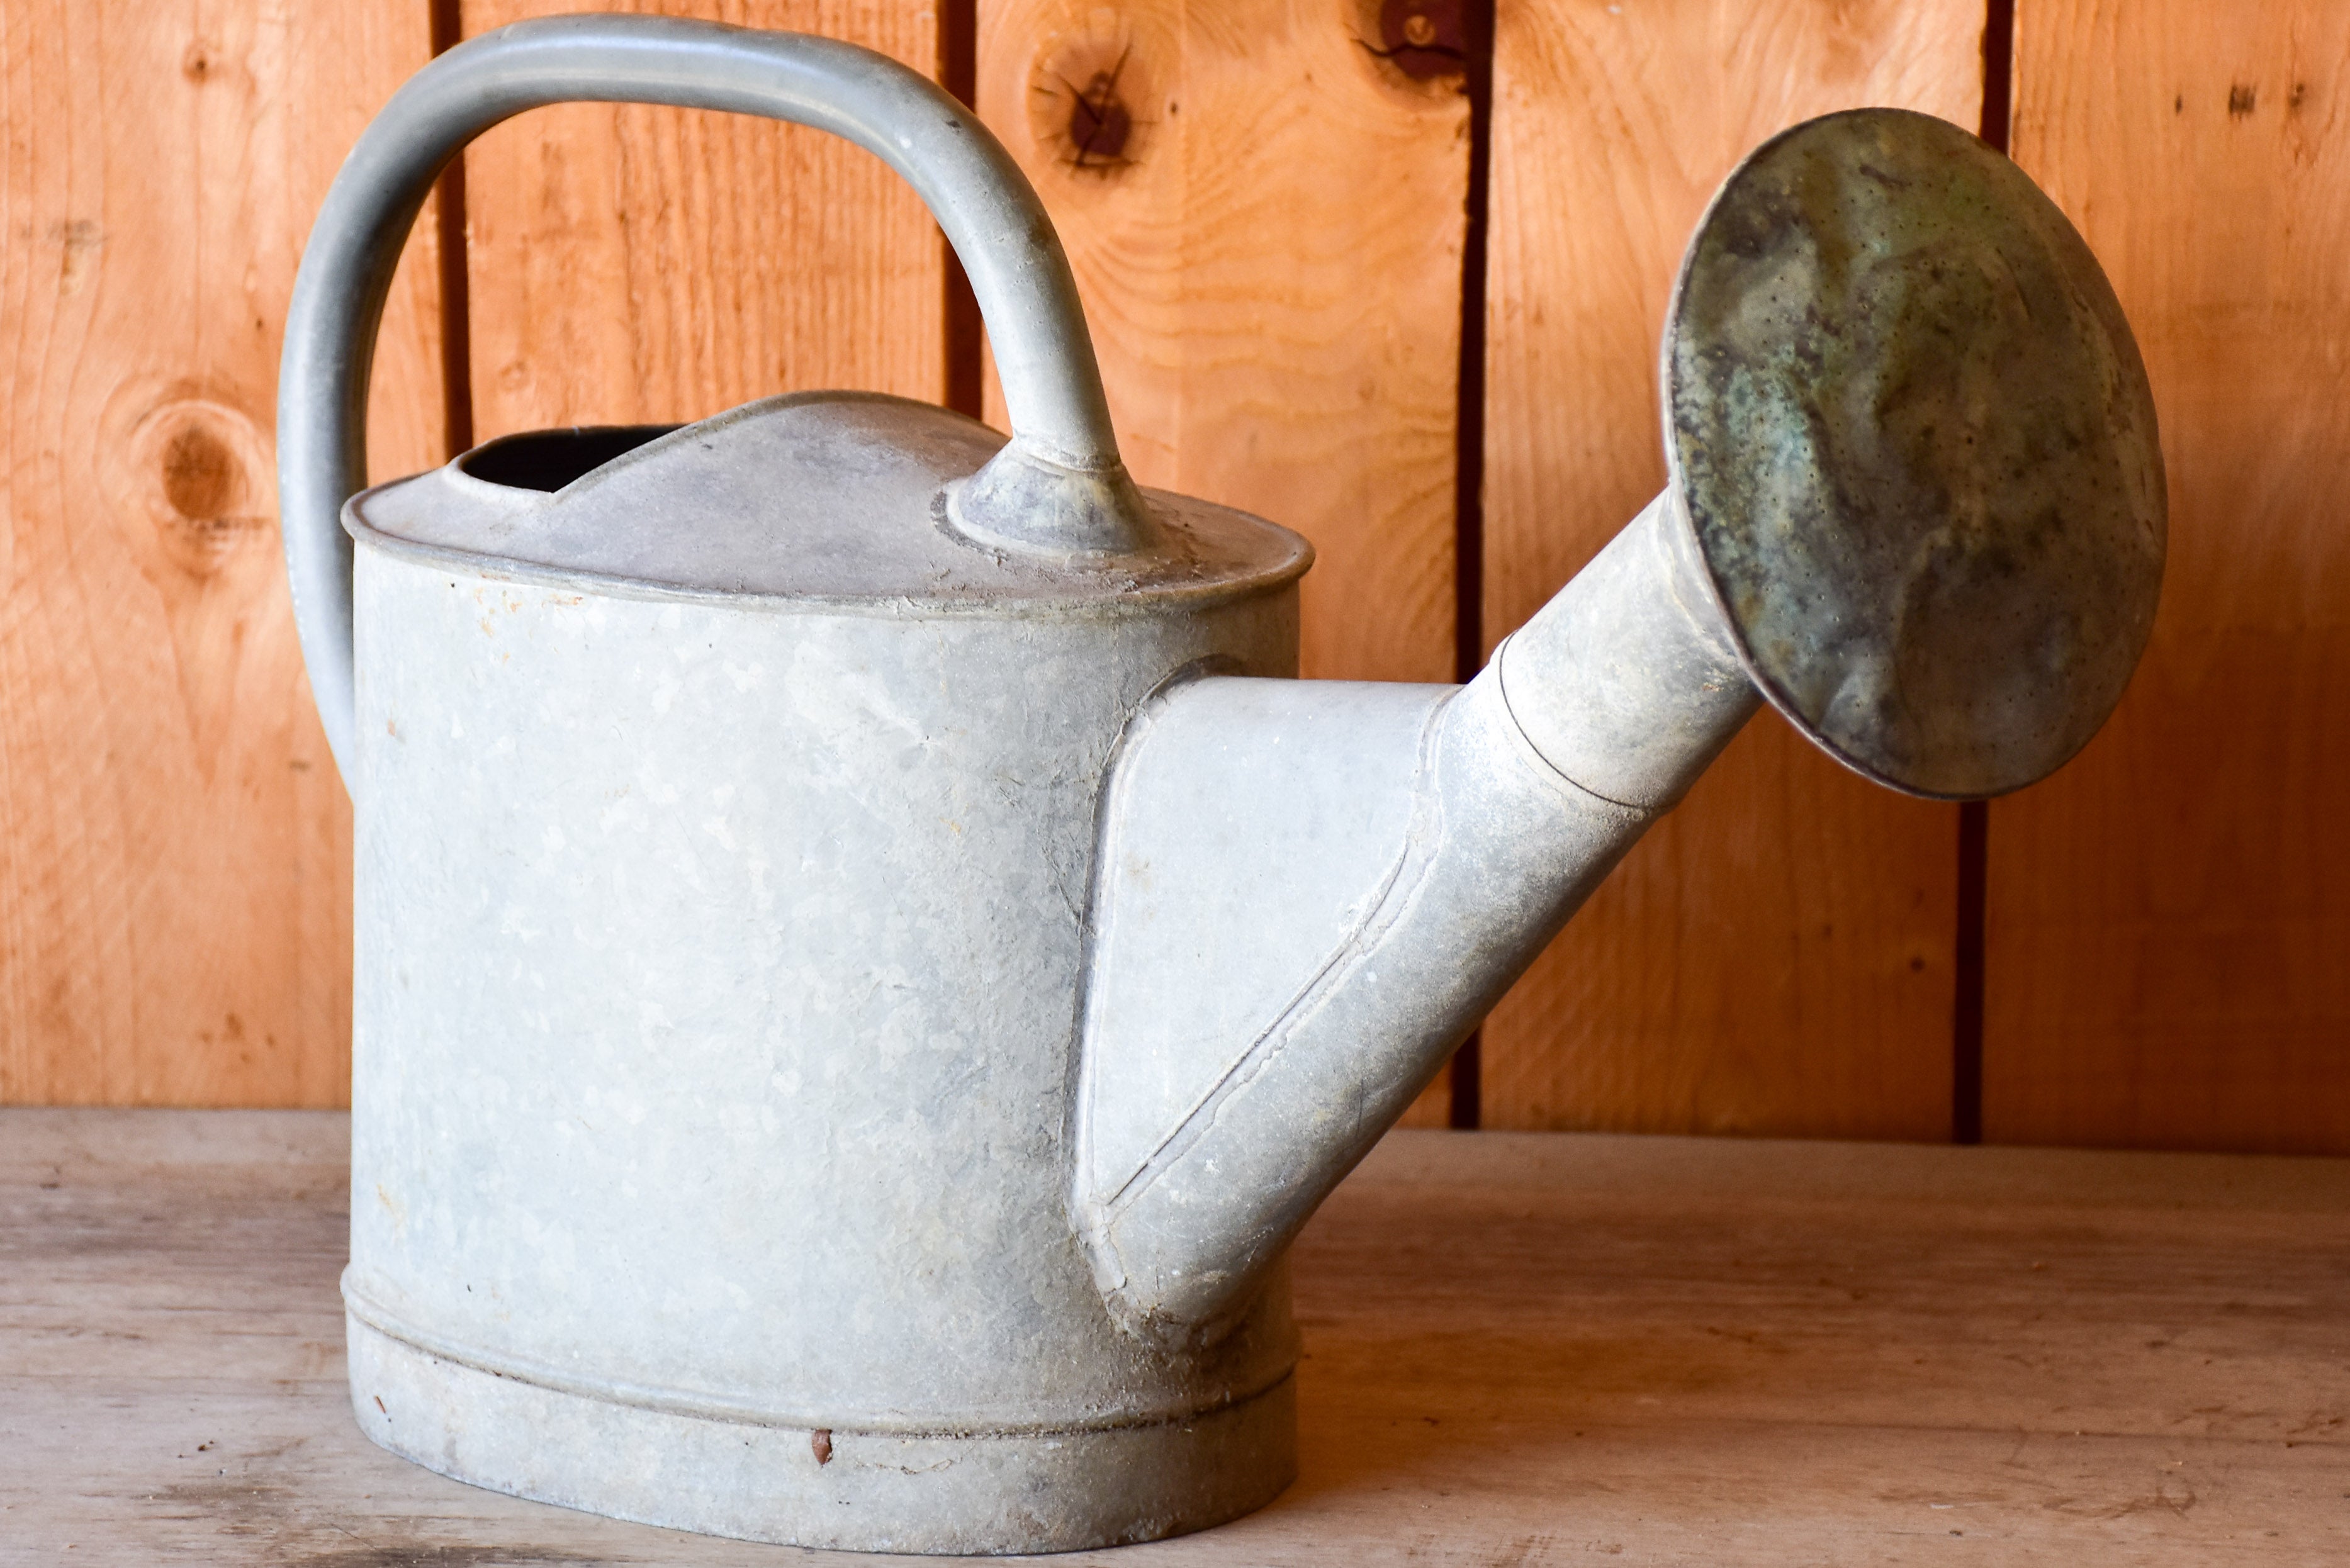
[278, 15, 2162, 1556]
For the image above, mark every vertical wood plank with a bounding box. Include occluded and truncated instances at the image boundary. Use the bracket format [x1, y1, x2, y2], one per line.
[974, 1, 1468, 690]
[975, 1, 1471, 1126]
[0, 1, 445, 1105]
[458, 0, 949, 436]
[1478, 1, 1984, 1138]
[1995, 4, 2350, 1153]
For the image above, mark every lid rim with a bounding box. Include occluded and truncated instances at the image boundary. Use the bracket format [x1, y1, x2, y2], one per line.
[343, 501, 1312, 621]
[346, 391, 1314, 612]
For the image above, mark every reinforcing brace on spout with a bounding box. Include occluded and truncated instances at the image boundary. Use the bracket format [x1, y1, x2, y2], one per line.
[1068, 497, 1766, 1340]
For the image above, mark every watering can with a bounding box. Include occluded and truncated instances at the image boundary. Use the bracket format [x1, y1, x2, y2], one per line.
[279, 15, 2164, 1555]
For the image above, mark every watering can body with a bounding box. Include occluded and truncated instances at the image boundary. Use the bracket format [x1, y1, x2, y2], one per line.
[284, 20, 1325, 1548]
[283, 14, 2165, 1555]
[344, 400, 1305, 1548]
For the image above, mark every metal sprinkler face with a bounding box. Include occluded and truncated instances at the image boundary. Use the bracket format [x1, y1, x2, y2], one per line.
[1663, 108, 2167, 800]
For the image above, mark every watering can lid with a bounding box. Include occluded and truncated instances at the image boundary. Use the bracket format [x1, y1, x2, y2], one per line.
[1664, 108, 2167, 800]
[346, 392, 1311, 610]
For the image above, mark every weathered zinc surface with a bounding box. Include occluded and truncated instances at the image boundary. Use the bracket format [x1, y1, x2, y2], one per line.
[1667, 109, 2166, 800]
[348, 409, 1307, 1551]
[279, 13, 2165, 1552]
[283, 17, 1315, 1551]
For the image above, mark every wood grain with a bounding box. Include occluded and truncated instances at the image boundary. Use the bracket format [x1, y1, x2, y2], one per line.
[0, 2, 446, 1106]
[459, 0, 950, 438]
[974, 0, 1467, 689]
[975, 0, 1471, 1126]
[1993, 5, 2350, 1154]
[11, 1109, 2347, 1561]
[1476, 1, 1984, 1139]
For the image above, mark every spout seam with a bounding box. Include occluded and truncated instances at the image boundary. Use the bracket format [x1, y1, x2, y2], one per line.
[1079, 674, 1659, 1271]
[1492, 632, 1671, 814]
[1079, 698, 1451, 1253]
[1069, 667, 1218, 1299]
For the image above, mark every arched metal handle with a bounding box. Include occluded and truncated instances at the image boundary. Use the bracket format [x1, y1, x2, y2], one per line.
[279, 14, 1149, 786]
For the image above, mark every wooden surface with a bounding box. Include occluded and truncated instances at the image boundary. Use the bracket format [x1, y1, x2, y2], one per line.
[0, 1, 444, 1107]
[1474, 1, 1986, 1140]
[1991, 4, 2350, 1153]
[459, 0, 950, 439]
[8, 1111, 2349, 1562]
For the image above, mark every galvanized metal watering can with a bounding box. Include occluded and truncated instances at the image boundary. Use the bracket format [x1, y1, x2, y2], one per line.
[279, 15, 2165, 1555]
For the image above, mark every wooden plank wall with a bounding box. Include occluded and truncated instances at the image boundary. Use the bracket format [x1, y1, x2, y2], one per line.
[4, 1, 2346, 1156]
[1476, 2, 1984, 1140]
[0, 1, 444, 1106]
[973, 0, 1466, 690]
[1993, 1, 2350, 1153]
[458, 0, 948, 439]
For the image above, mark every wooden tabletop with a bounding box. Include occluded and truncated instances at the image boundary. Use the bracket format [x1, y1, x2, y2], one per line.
[6, 1111, 2346, 1564]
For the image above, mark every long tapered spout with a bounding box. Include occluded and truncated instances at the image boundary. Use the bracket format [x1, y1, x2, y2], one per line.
[1071, 492, 1757, 1335]
[1071, 106, 2166, 1341]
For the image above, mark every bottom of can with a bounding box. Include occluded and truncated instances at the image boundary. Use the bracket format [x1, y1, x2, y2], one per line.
[345, 1311, 1297, 1554]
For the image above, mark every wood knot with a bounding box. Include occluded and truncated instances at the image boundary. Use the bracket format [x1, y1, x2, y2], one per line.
[1374, 0, 1467, 81]
[182, 41, 218, 83]
[1028, 22, 1155, 179]
[163, 422, 237, 521]
[151, 412, 266, 576]
[1069, 68, 1132, 167]
[107, 393, 274, 581]
[50, 220, 101, 296]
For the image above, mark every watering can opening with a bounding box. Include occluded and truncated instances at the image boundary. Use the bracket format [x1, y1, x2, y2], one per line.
[456, 425, 679, 493]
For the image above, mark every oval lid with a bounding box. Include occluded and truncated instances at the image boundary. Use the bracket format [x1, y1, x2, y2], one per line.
[347, 391, 1311, 610]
